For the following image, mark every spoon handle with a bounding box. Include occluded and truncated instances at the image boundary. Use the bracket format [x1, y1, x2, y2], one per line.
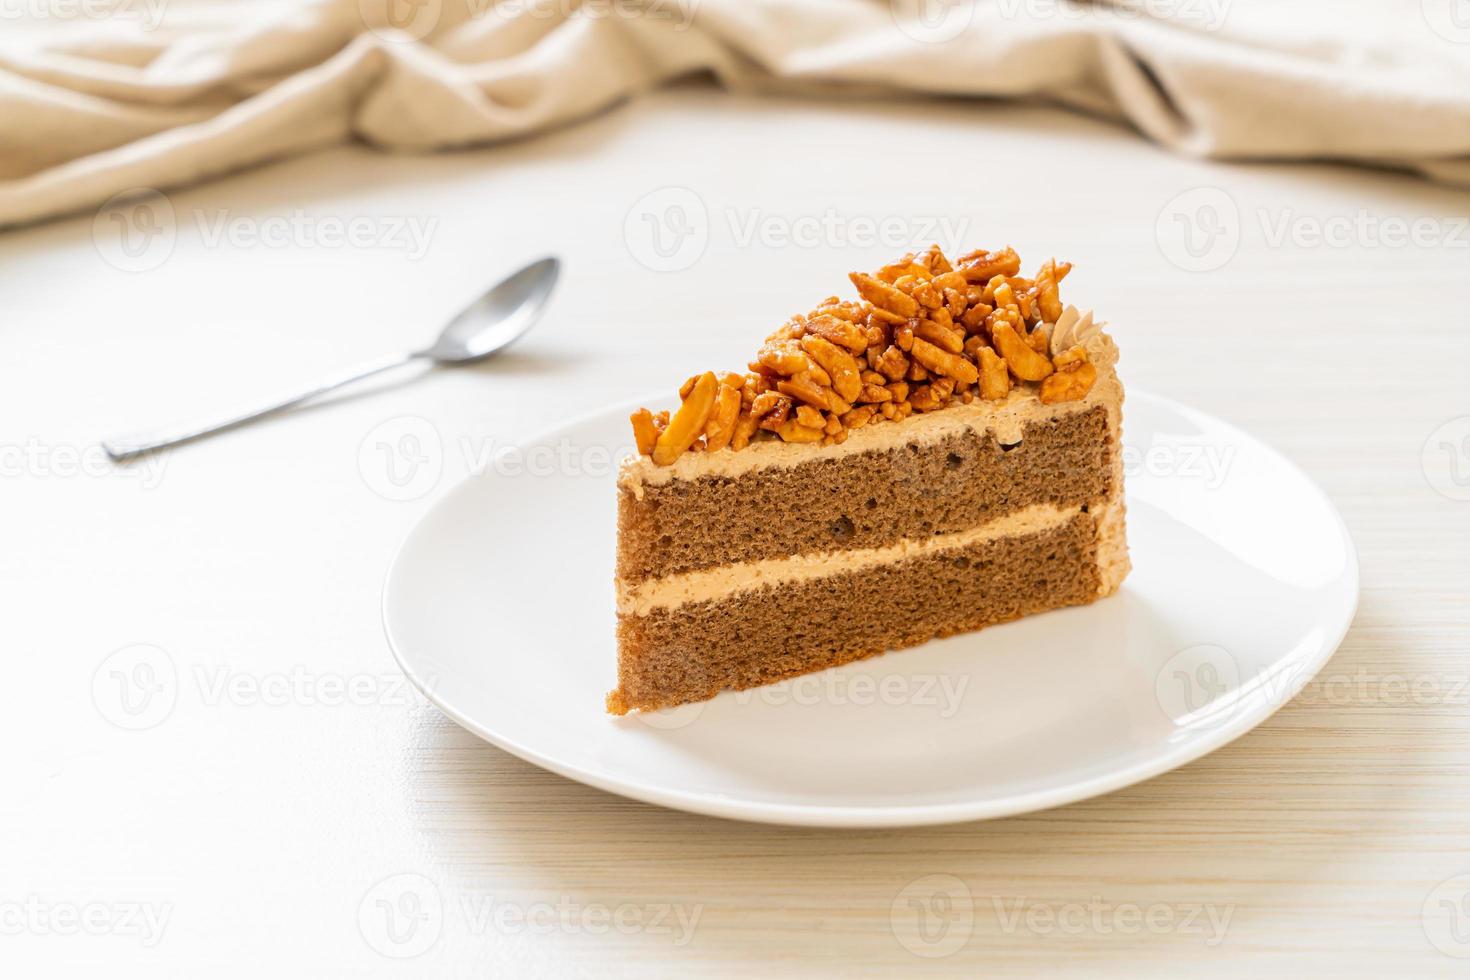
[102, 351, 422, 460]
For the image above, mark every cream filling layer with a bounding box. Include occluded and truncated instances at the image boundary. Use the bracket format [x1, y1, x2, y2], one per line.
[617, 502, 1089, 616]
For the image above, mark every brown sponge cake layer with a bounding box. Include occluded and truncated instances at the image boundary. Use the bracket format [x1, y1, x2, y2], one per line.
[617, 404, 1111, 583]
[608, 512, 1102, 716]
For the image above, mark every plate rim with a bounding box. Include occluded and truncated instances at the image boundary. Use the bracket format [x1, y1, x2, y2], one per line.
[381, 388, 1360, 828]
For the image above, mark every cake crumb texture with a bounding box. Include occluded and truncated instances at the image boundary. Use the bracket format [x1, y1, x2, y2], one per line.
[609, 514, 1100, 715]
[617, 406, 1110, 582]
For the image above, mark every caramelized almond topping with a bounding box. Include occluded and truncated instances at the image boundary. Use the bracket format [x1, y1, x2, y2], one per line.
[632, 246, 1101, 463]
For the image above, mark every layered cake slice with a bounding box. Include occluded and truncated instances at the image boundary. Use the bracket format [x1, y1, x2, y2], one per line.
[608, 246, 1128, 715]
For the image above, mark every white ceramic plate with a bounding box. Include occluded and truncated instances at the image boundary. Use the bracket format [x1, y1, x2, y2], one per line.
[382, 390, 1357, 827]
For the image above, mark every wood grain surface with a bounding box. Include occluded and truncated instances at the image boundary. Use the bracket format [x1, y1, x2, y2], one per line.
[2, 89, 1467, 977]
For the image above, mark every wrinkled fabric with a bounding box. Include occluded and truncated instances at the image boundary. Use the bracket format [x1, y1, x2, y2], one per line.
[3, 0, 1468, 228]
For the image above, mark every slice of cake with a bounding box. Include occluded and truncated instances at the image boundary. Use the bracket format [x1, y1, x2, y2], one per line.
[608, 246, 1127, 715]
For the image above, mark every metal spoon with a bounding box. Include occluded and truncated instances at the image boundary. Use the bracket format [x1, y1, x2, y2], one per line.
[103, 256, 561, 460]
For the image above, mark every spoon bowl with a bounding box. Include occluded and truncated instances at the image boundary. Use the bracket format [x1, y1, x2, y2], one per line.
[423, 256, 561, 362]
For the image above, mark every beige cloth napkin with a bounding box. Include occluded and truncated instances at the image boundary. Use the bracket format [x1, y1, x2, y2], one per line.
[3, 0, 1468, 228]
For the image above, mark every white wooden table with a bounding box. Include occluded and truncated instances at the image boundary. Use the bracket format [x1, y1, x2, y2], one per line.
[4, 89, 1468, 977]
